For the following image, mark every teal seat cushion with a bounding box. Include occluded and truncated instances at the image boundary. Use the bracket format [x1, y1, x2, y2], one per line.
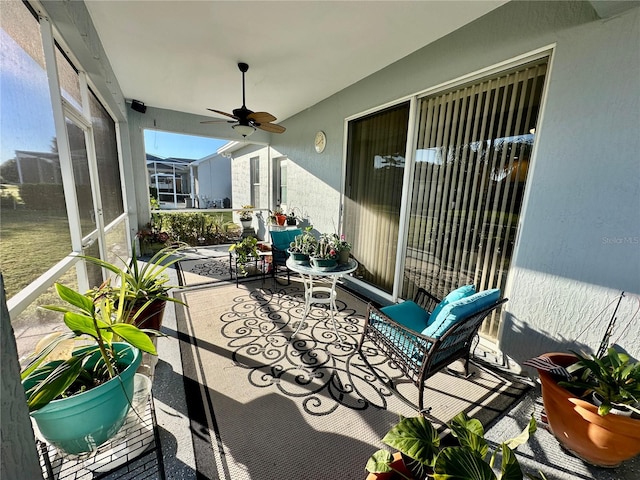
[428, 284, 476, 325]
[369, 315, 428, 363]
[422, 289, 500, 339]
[380, 300, 430, 333]
[270, 229, 301, 251]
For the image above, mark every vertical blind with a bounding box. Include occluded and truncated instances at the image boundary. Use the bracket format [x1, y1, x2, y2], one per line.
[344, 102, 409, 293]
[403, 60, 548, 338]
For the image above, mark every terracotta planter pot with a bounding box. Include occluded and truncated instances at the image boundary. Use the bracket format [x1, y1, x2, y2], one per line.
[275, 214, 286, 226]
[365, 452, 413, 480]
[537, 352, 640, 467]
[129, 299, 166, 330]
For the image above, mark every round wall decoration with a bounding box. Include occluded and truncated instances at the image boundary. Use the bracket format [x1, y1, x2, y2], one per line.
[314, 131, 326, 153]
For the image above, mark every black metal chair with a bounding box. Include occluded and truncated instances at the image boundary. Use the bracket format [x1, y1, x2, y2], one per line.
[358, 287, 507, 414]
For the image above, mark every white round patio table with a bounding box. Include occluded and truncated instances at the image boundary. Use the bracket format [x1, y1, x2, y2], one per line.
[285, 257, 358, 342]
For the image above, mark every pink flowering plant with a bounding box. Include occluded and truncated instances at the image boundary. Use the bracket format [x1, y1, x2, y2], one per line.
[337, 234, 351, 251]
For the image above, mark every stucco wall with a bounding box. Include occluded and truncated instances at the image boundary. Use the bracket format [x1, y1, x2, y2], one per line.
[267, 1, 639, 363]
[499, 6, 640, 364]
[196, 155, 232, 206]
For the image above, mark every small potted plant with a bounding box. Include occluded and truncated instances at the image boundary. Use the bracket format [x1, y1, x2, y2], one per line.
[238, 205, 254, 229]
[365, 412, 536, 480]
[286, 210, 298, 226]
[529, 346, 640, 467]
[21, 277, 158, 454]
[310, 233, 338, 271]
[266, 210, 278, 227]
[325, 233, 351, 264]
[273, 207, 287, 226]
[287, 226, 317, 263]
[229, 235, 260, 275]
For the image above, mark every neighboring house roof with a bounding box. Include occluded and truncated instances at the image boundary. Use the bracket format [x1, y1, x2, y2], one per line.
[146, 155, 198, 175]
[146, 154, 197, 165]
[145, 153, 164, 163]
[15, 150, 60, 162]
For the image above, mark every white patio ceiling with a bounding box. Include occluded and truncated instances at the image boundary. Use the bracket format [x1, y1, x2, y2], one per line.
[84, 1, 508, 124]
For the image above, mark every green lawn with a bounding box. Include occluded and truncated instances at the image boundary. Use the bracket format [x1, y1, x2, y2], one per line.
[1, 209, 241, 300]
[0, 209, 73, 299]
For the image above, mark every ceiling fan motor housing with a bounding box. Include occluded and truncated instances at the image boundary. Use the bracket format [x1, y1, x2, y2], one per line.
[203, 62, 286, 135]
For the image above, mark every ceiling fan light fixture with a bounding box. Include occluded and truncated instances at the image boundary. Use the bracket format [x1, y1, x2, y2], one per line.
[232, 124, 256, 137]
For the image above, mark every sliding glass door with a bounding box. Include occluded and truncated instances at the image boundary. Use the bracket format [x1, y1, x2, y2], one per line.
[403, 60, 547, 338]
[343, 102, 410, 294]
[344, 58, 548, 338]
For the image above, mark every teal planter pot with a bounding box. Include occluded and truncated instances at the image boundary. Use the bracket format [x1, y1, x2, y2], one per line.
[287, 250, 309, 264]
[25, 343, 142, 454]
[310, 257, 337, 271]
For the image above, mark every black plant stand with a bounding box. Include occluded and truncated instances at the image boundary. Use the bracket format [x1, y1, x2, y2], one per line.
[37, 395, 165, 480]
[229, 251, 272, 287]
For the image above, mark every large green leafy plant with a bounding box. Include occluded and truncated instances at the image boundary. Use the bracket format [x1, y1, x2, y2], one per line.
[21, 277, 157, 412]
[559, 346, 640, 416]
[366, 412, 537, 480]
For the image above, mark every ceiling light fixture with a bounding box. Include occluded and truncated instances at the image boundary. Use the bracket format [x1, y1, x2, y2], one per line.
[233, 124, 256, 138]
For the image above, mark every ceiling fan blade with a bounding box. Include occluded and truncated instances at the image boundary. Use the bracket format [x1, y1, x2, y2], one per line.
[200, 118, 235, 124]
[207, 108, 238, 120]
[204, 64, 283, 135]
[256, 122, 286, 134]
[247, 111, 276, 123]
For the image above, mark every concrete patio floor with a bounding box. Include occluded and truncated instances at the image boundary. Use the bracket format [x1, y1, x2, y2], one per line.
[148, 264, 640, 480]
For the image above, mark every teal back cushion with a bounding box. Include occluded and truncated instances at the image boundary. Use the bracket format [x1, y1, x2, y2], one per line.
[271, 229, 301, 251]
[427, 284, 476, 324]
[380, 300, 430, 333]
[422, 289, 500, 339]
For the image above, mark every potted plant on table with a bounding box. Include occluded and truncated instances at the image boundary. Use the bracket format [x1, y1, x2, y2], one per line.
[327, 233, 351, 264]
[528, 346, 640, 467]
[21, 276, 158, 454]
[287, 226, 318, 263]
[310, 233, 338, 271]
[365, 412, 536, 480]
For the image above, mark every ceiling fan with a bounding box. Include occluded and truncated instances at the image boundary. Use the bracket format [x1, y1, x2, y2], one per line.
[201, 62, 285, 137]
